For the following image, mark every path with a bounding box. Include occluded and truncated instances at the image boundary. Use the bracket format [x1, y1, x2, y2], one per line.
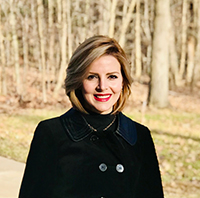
[0, 156, 25, 198]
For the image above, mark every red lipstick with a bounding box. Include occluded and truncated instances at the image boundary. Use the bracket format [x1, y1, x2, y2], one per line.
[94, 94, 111, 102]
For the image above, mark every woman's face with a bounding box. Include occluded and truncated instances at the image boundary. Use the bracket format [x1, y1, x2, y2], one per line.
[82, 55, 123, 114]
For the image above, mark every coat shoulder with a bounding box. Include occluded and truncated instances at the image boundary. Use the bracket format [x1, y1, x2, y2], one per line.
[33, 113, 70, 145]
[119, 112, 149, 131]
[120, 112, 144, 124]
[119, 112, 151, 142]
[36, 116, 62, 135]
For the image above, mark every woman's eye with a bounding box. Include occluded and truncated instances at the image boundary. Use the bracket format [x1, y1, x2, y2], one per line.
[87, 75, 97, 80]
[109, 75, 118, 79]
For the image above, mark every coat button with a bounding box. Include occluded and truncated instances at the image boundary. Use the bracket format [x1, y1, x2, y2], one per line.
[90, 135, 99, 142]
[99, 163, 107, 172]
[116, 164, 124, 173]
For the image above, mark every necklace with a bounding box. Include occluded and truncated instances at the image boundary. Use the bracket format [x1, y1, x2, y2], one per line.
[81, 115, 116, 132]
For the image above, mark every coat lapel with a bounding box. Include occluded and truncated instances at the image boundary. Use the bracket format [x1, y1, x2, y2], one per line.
[60, 108, 137, 145]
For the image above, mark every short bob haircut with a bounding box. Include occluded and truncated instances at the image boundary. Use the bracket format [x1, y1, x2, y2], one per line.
[64, 35, 132, 114]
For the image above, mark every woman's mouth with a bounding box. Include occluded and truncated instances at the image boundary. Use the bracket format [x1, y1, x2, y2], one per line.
[94, 94, 111, 102]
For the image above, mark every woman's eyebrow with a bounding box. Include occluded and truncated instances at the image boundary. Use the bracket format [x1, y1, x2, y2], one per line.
[107, 72, 120, 75]
[87, 72, 98, 74]
[87, 71, 120, 75]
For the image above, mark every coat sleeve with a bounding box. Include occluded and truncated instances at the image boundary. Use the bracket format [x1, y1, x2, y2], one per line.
[135, 125, 164, 198]
[18, 120, 57, 198]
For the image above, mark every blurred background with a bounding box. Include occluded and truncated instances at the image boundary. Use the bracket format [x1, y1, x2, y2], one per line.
[0, 0, 200, 197]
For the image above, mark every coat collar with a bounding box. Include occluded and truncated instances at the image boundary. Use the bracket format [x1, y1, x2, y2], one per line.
[60, 108, 137, 146]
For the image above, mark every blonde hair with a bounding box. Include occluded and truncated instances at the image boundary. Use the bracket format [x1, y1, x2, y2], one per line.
[65, 35, 132, 114]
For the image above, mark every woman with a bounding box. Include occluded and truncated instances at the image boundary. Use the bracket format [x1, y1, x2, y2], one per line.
[19, 35, 164, 198]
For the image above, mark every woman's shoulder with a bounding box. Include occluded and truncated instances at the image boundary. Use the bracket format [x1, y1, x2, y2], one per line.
[37, 108, 73, 128]
[119, 112, 151, 141]
[33, 110, 72, 142]
[119, 112, 149, 130]
[39, 116, 61, 126]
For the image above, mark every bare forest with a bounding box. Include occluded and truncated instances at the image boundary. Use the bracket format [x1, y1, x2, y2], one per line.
[0, 0, 199, 108]
[1, 1, 200, 197]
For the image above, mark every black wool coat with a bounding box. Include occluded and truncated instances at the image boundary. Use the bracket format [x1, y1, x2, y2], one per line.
[19, 108, 164, 198]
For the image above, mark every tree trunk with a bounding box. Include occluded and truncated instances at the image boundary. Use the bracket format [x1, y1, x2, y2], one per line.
[83, 0, 90, 38]
[56, 0, 62, 72]
[47, 0, 55, 91]
[108, 0, 118, 37]
[149, 0, 170, 108]
[122, 0, 128, 21]
[57, 0, 62, 26]
[143, 0, 152, 74]
[5, 33, 10, 68]
[54, 0, 67, 94]
[100, 0, 110, 36]
[22, 13, 29, 93]
[0, 6, 6, 95]
[135, 0, 142, 78]
[31, 0, 40, 69]
[67, 0, 72, 59]
[119, 0, 136, 48]
[186, 35, 195, 84]
[168, 2, 179, 87]
[10, 0, 21, 95]
[150, 0, 155, 33]
[193, 0, 200, 84]
[37, 0, 47, 102]
[179, 0, 188, 81]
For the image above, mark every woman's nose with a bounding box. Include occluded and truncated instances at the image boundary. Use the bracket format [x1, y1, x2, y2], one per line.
[96, 78, 108, 91]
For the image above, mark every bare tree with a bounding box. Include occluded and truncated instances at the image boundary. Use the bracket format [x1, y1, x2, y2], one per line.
[119, 0, 136, 48]
[54, 0, 67, 94]
[56, 0, 62, 71]
[100, 0, 110, 36]
[122, 0, 128, 26]
[0, 5, 6, 95]
[47, 0, 55, 91]
[186, 35, 195, 85]
[135, 0, 142, 78]
[83, 0, 90, 38]
[22, 12, 29, 93]
[143, 0, 152, 73]
[168, 1, 179, 87]
[109, 0, 118, 37]
[31, 0, 40, 68]
[10, 0, 21, 95]
[67, 0, 72, 59]
[193, 0, 200, 84]
[185, 0, 196, 86]
[149, 0, 170, 108]
[37, 0, 47, 102]
[179, 0, 188, 81]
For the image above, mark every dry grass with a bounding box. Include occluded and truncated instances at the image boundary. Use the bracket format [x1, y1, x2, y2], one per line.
[0, 108, 66, 162]
[125, 108, 200, 198]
